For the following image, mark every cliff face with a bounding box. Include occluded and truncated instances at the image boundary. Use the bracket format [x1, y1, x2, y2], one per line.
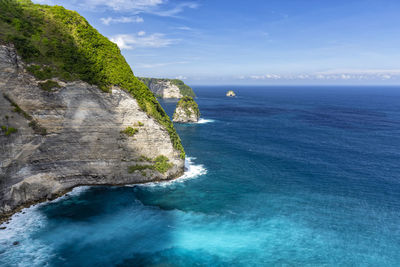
[148, 80, 183, 98]
[0, 45, 184, 220]
[0, 0, 185, 160]
[173, 97, 200, 123]
[139, 78, 196, 99]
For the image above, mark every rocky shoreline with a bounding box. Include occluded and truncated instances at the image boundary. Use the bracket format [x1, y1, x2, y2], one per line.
[0, 168, 185, 224]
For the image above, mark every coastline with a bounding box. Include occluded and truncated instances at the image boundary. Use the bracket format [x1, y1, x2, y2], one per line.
[0, 169, 185, 225]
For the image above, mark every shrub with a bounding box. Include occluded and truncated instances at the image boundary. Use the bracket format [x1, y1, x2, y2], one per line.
[153, 155, 173, 174]
[128, 155, 173, 174]
[121, 126, 139, 137]
[128, 164, 152, 173]
[26, 65, 54, 80]
[138, 155, 152, 162]
[1, 125, 18, 136]
[38, 80, 61, 91]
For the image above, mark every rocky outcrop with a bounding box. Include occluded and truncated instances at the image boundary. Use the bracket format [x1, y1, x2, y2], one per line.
[173, 96, 200, 123]
[139, 78, 196, 99]
[149, 79, 182, 98]
[226, 90, 236, 97]
[0, 45, 184, 221]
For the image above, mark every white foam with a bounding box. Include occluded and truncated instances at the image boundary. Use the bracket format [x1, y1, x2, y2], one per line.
[0, 185, 94, 265]
[0, 204, 53, 266]
[137, 157, 207, 188]
[197, 118, 215, 124]
[181, 157, 208, 179]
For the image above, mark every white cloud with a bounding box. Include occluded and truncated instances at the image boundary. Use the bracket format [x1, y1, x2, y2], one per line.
[149, 2, 199, 17]
[175, 75, 187, 80]
[32, 0, 198, 16]
[249, 74, 281, 80]
[85, 0, 164, 12]
[242, 70, 400, 82]
[175, 26, 193, 31]
[314, 69, 400, 80]
[32, 0, 54, 4]
[100, 16, 144, 25]
[45, 0, 199, 17]
[110, 32, 176, 50]
[136, 61, 188, 68]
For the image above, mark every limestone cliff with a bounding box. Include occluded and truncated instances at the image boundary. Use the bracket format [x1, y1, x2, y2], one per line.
[0, 45, 184, 221]
[139, 78, 196, 99]
[173, 97, 201, 123]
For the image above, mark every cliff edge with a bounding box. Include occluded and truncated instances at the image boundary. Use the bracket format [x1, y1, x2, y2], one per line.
[139, 78, 196, 99]
[0, 1, 185, 221]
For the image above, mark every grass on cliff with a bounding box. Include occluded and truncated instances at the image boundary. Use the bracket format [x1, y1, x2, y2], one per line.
[3, 93, 47, 135]
[0, 0, 185, 158]
[1, 125, 17, 136]
[121, 126, 139, 137]
[38, 80, 60, 91]
[139, 77, 196, 98]
[128, 155, 173, 174]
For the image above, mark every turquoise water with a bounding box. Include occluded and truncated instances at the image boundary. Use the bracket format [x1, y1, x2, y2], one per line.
[1, 86, 400, 266]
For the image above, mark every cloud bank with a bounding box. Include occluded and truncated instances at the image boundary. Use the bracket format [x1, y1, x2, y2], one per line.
[100, 16, 144, 25]
[110, 32, 176, 50]
[242, 70, 400, 81]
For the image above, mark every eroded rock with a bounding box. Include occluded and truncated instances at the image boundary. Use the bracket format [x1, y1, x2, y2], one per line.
[0, 45, 185, 221]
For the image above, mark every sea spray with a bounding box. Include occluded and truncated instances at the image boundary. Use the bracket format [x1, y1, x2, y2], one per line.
[197, 118, 215, 124]
[0, 205, 52, 266]
[136, 157, 207, 188]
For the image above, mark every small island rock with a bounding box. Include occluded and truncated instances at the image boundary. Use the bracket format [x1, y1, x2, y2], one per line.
[173, 96, 200, 123]
[226, 90, 236, 97]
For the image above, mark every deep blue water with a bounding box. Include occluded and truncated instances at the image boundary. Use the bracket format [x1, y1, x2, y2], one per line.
[1, 86, 400, 266]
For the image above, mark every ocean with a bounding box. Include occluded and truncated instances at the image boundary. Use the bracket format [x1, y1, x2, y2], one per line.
[1, 86, 400, 266]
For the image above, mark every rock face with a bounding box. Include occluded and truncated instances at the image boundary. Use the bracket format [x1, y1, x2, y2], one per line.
[139, 78, 196, 99]
[0, 45, 184, 220]
[145, 79, 183, 98]
[173, 97, 200, 123]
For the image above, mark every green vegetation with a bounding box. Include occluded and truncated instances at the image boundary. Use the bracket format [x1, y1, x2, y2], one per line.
[170, 79, 195, 98]
[138, 155, 152, 162]
[128, 155, 173, 174]
[0, 0, 184, 158]
[136, 121, 144, 127]
[153, 155, 173, 174]
[175, 96, 200, 117]
[28, 120, 46, 135]
[4, 93, 31, 120]
[3, 93, 47, 135]
[1, 125, 17, 136]
[121, 126, 139, 137]
[26, 65, 56, 80]
[139, 77, 196, 98]
[38, 80, 61, 91]
[128, 164, 151, 173]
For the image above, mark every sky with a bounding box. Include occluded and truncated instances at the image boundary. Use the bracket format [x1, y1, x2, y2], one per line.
[32, 0, 400, 85]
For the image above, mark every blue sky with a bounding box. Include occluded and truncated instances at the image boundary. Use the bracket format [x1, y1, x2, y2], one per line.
[33, 0, 400, 85]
